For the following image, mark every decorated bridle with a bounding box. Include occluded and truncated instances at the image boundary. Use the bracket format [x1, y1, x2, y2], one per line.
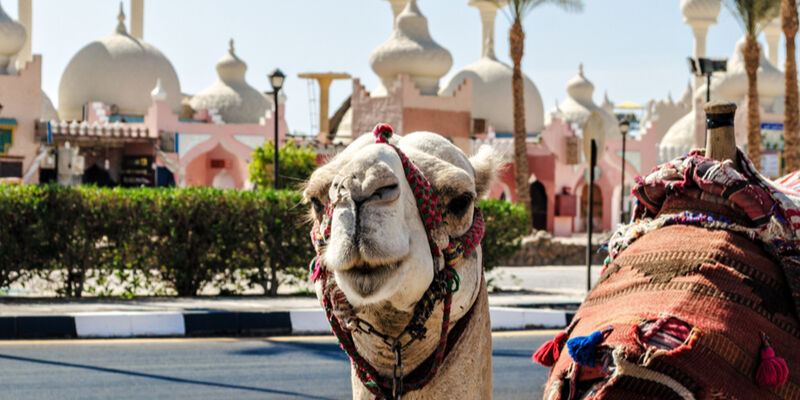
[308, 124, 486, 400]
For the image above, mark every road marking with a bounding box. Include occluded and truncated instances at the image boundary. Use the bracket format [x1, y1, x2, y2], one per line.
[0, 329, 558, 346]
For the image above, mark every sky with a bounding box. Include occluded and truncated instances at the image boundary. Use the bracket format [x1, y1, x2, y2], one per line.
[2, 0, 790, 135]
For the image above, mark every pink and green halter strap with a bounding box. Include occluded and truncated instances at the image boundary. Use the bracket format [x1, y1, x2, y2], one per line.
[373, 123, 443, 258]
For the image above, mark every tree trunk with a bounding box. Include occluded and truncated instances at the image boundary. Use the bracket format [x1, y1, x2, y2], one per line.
[744, 35, 762, 170]
[269, 260, 279, 297]
[509, 19, 532, 224]
[784, 0, 800, 172]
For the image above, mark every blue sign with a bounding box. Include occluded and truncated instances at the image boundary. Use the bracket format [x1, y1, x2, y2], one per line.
[761, 122, 784, 131]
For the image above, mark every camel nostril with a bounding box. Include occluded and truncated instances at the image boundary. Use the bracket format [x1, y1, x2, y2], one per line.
[375, 184, 398, 197]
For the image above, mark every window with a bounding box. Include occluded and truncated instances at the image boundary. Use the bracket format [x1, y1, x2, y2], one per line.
[0, 127, 12, 155]
[0, 161, 22, 178]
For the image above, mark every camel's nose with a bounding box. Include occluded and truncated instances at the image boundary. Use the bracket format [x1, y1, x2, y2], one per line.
[335, 162, 401, 207]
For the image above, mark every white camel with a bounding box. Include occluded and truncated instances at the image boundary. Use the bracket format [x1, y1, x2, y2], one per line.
[304, 125, 500, 399]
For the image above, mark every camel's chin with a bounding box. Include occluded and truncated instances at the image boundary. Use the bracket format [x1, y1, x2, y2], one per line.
[335, 260, 404, 304]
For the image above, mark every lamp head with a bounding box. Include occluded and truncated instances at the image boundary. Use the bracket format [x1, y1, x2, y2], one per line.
[269, 69, 286, 91]
[619, 120, 630, 134]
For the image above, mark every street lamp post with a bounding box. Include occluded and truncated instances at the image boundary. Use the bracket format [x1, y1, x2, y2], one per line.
[687, 57, 727, 142]
[619, 120, 630, 224]
[269, 69, 286, 190]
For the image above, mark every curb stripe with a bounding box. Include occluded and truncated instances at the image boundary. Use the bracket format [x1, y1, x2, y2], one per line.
[73, 312, 185, 338]
[0, 307, 571, 339]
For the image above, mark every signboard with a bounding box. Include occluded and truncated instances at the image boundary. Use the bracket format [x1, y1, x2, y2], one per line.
[762, 151, 780, 178]
[582, 112, 605, 163]
[761, 122, 784, 151]
[565, 137, 579, 164]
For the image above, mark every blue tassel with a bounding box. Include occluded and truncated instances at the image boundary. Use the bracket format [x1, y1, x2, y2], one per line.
[567, 330, 606, 367]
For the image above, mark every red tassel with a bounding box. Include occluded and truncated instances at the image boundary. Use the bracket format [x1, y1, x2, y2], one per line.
[532, 332, 568, 367]
[756, 333, 789, 389]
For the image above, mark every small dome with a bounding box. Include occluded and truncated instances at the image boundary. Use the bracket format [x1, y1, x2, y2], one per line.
[679, 79, 693, 107]
[440, 57, 544, 133]
[189, 39, 273, 124]
[41, 91, 58, 121]
[704, 36, 783, 106]
[680, 0, 721, 23]
[58, 4, 181, 120]
[600, 91, 614, 115]
[369, 0, 453, 95]
[566, 64, 595, 103]
[555, 64, 620, 138]
[0, 1, 26, 73]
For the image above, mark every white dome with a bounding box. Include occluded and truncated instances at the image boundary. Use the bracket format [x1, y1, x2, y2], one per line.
[370, 0, 452, 95]
[58, 5, 181, 120]
[659, 110, 696, 162]
[0, 1, 26, 73]
[555, 64, 620, 138]
[440, 57, 544, 133]
[333, 107, 354, 144]
[189, 40, 272, 124]
[704, 36, 783, 106]
[680, 0, 721, 23]
[41, 91, 58, 121]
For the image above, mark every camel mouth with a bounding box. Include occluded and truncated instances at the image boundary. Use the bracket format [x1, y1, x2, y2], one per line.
[337, 260, 403, 298]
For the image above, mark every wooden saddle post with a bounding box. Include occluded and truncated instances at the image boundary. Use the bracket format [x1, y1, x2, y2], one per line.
[704, 101, 739, 169]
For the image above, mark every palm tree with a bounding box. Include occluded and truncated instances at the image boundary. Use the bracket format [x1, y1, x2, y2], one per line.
[724, 0, 781, 170]
[783, 0, 800, 172]
[495, 0, 582, 225]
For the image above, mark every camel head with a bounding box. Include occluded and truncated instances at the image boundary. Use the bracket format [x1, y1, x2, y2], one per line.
[304, 129, 500, 313]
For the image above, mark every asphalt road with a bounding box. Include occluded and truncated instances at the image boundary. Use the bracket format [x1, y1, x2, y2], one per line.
[0, 331, 553, 399]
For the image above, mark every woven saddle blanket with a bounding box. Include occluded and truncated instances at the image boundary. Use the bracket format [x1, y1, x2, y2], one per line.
[544, 149, 800, 400]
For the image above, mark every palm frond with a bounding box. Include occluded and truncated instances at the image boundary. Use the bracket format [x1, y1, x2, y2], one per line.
[489, 0, 583, 22]
[723, 0, 781, 36]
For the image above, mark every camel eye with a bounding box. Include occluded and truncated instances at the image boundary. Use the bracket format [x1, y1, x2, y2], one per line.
[311, 197, 324, 215]
[447, 193, 473, 217]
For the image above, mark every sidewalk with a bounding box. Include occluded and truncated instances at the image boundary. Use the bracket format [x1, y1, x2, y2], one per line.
[0, 266, 599, 338]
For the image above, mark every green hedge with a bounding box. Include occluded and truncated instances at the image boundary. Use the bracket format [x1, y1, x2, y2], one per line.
[477, 198, 530, 271]
[0, 184, 313, 297]
[0, 186, 529, 297]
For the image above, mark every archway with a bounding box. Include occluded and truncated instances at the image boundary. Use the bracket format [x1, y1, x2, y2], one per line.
[184, 143, 244, 188]
[529, 180, 547, 231]
[580, 182, 602, 232]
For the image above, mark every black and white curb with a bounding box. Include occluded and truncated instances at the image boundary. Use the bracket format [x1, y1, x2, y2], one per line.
[0, 307, 574, 339]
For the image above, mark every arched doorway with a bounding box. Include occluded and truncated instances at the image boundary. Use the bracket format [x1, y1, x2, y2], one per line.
[580, 183, 602, 232]
[529, 180, 547, 231]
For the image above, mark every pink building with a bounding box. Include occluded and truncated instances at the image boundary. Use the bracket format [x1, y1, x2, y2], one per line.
[0, 2, 287, 189]
[319, 0, 683, 236]
[350, 75, 472, 151]
[480, 65, 686, 235]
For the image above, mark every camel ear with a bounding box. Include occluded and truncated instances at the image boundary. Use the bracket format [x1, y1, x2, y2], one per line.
[469, 145, 502, 199]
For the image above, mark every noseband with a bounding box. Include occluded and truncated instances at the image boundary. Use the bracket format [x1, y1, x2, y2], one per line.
[308, 124, 486, 399]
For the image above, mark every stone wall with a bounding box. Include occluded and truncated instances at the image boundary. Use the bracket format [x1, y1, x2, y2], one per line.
[502, 231, 607, 266]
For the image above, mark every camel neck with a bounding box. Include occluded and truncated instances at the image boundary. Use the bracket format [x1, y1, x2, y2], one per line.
[352, 300, 446, 376]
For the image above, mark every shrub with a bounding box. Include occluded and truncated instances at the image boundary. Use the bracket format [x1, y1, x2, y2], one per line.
[477, 198, 530, 271]
[40, 186, 123, 297]
[0, 184, 315, 297]
[249, 140, 317, 190]
[0, 184, 47, 290]
[236, 190, 313, 296]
